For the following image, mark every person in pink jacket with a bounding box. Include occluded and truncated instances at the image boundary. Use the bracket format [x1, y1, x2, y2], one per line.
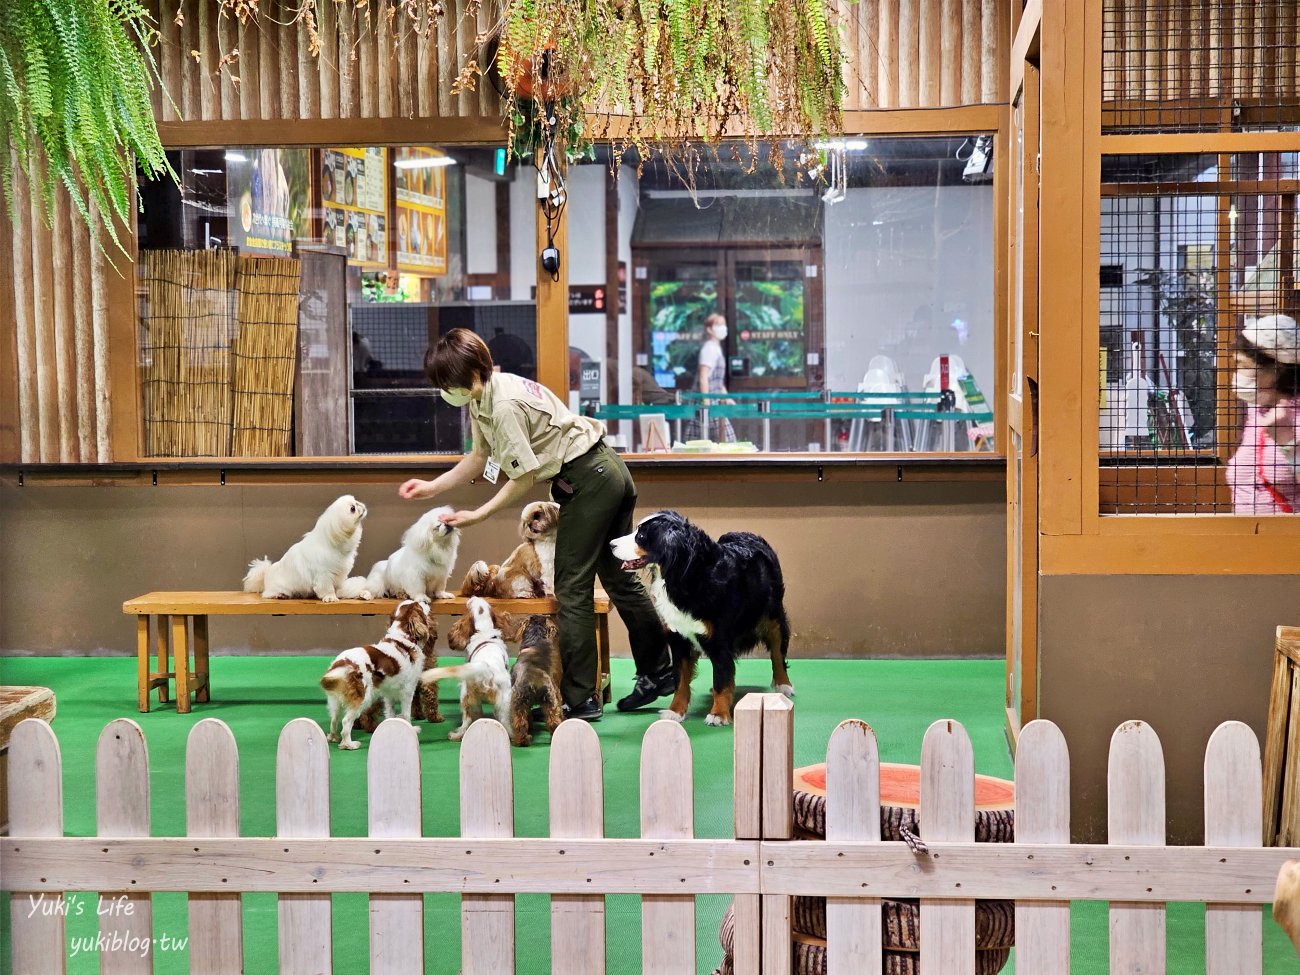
[1227, 314, 1300, 514]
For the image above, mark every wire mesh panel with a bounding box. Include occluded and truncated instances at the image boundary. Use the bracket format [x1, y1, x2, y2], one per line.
[1102, 0, 1300, 134]
[1099, 152, 1299, 514]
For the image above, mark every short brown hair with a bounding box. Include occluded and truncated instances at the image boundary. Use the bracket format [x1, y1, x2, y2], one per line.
[705, 313, 726, 329]
[425, 328, 494, 389]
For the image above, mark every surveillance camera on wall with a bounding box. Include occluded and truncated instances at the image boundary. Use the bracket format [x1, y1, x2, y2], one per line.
[963, 136, 994, 183]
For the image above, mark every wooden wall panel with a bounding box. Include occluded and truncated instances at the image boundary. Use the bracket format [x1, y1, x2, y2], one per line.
[6, 175, 115, 464]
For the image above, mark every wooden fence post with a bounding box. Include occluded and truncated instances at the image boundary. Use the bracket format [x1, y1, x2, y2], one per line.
[732, 694, 765, 973]
[919, 719, 975, 975]
[276, 717, 333, 975]
[550, 720, 605, 973]
[97, 718, 153, 975]
[186, 719, 243, 975]
[1108, 720, 1166, 972]
[8, 719, 66, 975]
[762, 694, 795, 975]
[460, 718, 515, 975]
[368, 719, 424, 975]
[1014, 719, 1071, 972]
[641, 719, 696, 975]
[1204, 721, 1263, 974]
[825, 718, 882, 974]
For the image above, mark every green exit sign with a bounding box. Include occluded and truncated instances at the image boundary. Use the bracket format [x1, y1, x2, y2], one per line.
[495, 148, 507, 176]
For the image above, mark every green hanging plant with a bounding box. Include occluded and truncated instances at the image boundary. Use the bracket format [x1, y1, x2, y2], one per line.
[0, 0, 174, 252]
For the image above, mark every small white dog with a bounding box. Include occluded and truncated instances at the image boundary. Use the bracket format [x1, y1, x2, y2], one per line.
[320, 599, 435, 749]
[243, 495, 369, 602]
[342, 505, 460, 601]
[419, 596, 513, 742]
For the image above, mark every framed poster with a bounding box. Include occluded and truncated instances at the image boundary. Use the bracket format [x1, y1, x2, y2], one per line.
[321, 147, 388, 269]
[394, 147, 449, 276]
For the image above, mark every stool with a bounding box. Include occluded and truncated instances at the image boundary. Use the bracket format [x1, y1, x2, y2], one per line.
[1263, 625, 1300, 845]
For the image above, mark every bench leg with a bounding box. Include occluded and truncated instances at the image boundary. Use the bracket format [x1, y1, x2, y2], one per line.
[137, 617, 151, 713]
[597, 614, 612, 705]
[173, 615, 191, 714]
[156, 614, 170, 704]
[194, 615, 210, 703]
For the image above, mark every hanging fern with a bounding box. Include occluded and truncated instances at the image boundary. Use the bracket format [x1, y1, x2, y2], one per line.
[0, 0, 173, 252]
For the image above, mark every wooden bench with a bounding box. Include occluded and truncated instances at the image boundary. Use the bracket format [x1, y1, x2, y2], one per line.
[0, 686, 56, 834]
[124, 592, 613, 715]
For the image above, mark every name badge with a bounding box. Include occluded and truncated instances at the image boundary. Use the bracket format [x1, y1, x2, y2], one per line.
[483, 457, 501, 484]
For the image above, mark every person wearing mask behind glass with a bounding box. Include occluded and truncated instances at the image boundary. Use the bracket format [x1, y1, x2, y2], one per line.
[1228, 313, 1300, 513]
[398, 328, 677, 720]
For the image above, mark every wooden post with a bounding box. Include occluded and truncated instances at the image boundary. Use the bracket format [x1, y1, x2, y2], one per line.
[637, 719, 695, 973]
[1108, 720, 1166, 971]
[460, 719, 515, 974]
[187, 719, 243, 975]
[919, 719, 976, 974]
[536, 166, 570, 400]
[825, 719, 883, 973]
[136, 617, 150, 713]
[368, 720, 424, 975]
[761, 694, 794, 975]
[731, 694, 764, 974]
[1204, 721, 1263, 974]
[193, 615, 210, 703]
[96, 719, 153, 975]
[8, 720, 66, 975]
[277, 718, 333, 975]
[550, 720, 604, 973]
[1014, 720, 1071, 972]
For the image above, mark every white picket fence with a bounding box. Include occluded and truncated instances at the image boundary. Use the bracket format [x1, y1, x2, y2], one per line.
[2, 692, 1296, 974]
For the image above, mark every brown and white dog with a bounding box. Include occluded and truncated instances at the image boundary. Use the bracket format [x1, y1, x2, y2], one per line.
[459, 501, 560, 598]
[419, 596, 513, 741]
[505, 615, 564, 747]
[320, 599, 435, 749]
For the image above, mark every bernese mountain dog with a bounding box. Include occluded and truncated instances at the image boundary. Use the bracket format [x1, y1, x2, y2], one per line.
[611, 510, 793, 726]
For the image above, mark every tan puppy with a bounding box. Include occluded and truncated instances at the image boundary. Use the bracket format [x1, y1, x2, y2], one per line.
[459, 501, 560, 598]
[1274, 859, 1300, 953]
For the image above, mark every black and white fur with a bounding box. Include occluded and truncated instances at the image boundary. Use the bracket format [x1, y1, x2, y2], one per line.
[611, 510, 793, 726]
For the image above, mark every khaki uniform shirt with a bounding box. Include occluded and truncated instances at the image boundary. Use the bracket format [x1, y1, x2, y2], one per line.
[469, 373, 604, 481]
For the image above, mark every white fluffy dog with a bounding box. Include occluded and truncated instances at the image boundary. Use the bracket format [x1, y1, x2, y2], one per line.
[243, 495, 369, 602]
[342, 506, 461, 601]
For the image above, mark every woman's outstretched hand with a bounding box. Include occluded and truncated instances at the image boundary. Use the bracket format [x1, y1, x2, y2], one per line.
[439, 509, 483, 528]
[399, 478, 435, 500]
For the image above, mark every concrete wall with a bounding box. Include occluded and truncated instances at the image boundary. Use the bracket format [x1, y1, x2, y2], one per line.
[0, 477, 1005, 659]
[1039, 574, 1297, 844]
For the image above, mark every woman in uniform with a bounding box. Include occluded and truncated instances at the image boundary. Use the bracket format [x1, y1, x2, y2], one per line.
[399, 328, 676, 719]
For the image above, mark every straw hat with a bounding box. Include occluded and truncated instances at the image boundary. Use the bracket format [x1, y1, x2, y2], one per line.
[1242, 314, 1300, 364]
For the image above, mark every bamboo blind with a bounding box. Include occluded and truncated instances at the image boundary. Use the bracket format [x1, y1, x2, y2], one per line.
[230, 256, 301, 457]
[147, 0, 1004, 125]
[7, 153, 113, 464]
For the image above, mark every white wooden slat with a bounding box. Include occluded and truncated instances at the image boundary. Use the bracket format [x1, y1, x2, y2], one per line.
[96, 719, 153, 975]
[369, 720, 423, 975]
[919, 719, 975, 975]
[825, 719, 882, 975]
[640, 719, 695, 975]
[8, 719, 66, 975]
[731, 694, 764, 975]
[550, 720, 605, 974]
[762, 694, 794, 975]
[185, 720, 242, 975]
[276, 717, 332, 975]
[461, 718, 515, 975]
[1108, 720, 1166, 973]
[1014, 719, 1071, 974]
[1204, 721, 1263, 975]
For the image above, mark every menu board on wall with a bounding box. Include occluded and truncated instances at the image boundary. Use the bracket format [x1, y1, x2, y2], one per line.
[227, 148, 311, 255]
[321, 147, 387, 268]
[394, 147, 448, 275]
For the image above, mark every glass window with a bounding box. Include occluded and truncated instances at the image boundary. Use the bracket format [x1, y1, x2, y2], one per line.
[570, 137, 997, 454]
[136, 145, 533, 457]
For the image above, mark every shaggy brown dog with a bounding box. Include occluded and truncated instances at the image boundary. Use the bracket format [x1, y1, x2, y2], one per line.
[506, 615, 564, 747]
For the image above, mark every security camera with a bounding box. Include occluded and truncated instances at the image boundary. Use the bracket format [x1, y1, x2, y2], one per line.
[540, 247, 560, 276]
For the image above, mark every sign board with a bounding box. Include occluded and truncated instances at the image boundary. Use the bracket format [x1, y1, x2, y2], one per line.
[568, 284, 625, 315]
[580, 362, 602, 400]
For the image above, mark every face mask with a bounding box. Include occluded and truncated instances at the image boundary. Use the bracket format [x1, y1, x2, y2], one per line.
[1233, 370, 1259, 405]
[711, 325, 728, 340]
[440, 387, 472, 407]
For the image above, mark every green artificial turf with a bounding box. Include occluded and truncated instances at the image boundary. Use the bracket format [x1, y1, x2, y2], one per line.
[0, 655, 1293, 973]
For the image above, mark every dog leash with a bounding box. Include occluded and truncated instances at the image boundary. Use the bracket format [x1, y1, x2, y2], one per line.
[463, 630, 503, 663]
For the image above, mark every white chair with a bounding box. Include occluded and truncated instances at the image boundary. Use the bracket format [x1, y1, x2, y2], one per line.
[918, 355, 972, 451]
[851, 356, 907, 451]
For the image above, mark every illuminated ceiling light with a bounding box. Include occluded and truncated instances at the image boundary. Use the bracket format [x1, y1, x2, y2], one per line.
[224, 151, 248, 163]
[394, 156, 457, 170]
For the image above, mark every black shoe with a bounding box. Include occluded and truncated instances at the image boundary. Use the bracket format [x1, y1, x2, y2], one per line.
[563, 696, 603, 722]
[617, 668, 677, 712]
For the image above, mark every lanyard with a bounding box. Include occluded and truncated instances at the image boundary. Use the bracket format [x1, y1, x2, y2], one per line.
[1258, 427, 1295, 514]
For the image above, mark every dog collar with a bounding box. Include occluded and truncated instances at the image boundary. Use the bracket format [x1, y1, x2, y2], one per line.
[464, 631, 500, 662]
[384, 627, 419, 653]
